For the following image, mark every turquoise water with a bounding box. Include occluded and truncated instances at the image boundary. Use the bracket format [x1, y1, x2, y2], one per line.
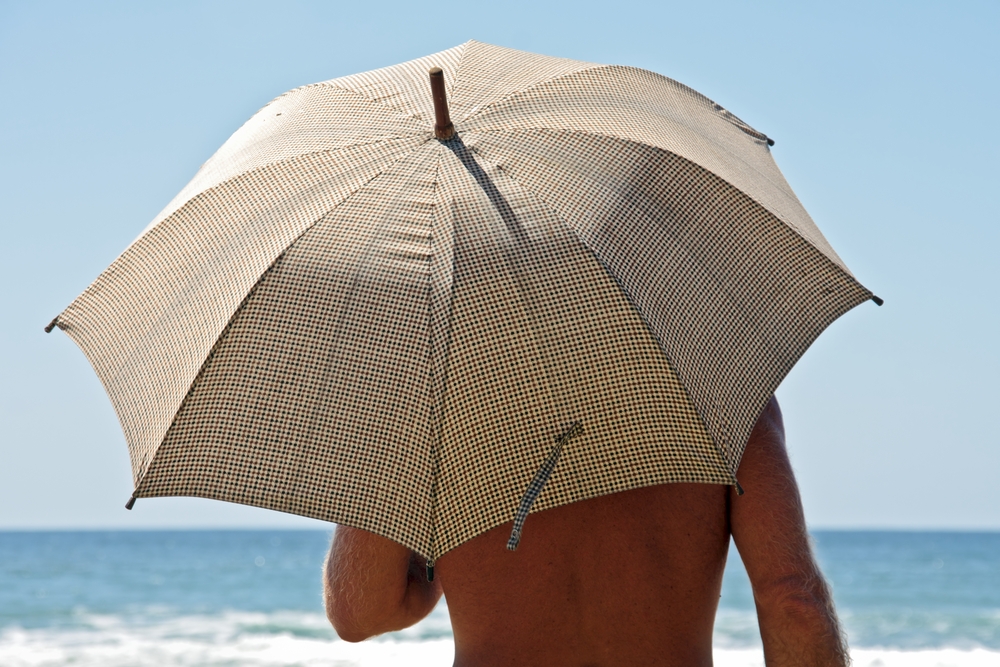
[2, 530, 998, 666]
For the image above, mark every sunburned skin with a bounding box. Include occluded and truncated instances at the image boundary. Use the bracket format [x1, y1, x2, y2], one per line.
[324, 397, 850, 667]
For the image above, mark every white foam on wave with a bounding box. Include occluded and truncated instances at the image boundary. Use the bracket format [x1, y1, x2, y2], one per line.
[0, 628, 454, 667]
[2, 611, 999, 667]
[714, 648, 1000, 667]
[849, 648, 1000, 667]
[713, 608, 762, 647]
[0, 610, 454, 667]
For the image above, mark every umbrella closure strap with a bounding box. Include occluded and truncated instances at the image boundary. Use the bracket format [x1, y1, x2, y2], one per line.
[507, 421, 583, 551]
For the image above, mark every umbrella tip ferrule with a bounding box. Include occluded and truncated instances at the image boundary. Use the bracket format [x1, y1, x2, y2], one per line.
[426, 559, 435, 582]
[44, 317, 62, 333]
[871, 295, 884, 306]
[428, 67, 455, 140]
[734, 480, 745, 496]
[125, 496, 136, 510]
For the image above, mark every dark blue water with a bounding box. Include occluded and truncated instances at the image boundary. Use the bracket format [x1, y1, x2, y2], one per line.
[0, 531, 332, 629]
[1, 530, 999, 665]
[714, 531, 1000, 650]
[817, 531, 1000, 649]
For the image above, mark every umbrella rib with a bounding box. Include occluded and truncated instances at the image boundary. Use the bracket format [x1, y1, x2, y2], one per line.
[255, 77, 437, 132]
[439, 139, 593, 545]
[320, 82, 437, 125]
[112, 136, 432, 398]
[426, 151, 461, 569]
[136, 78, 437, 241]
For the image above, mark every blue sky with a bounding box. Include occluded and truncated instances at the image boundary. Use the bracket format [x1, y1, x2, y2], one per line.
[1, 0, 997, 529]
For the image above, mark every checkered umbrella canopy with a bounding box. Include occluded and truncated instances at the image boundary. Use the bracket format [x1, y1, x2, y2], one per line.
[49, 41, 875, 561]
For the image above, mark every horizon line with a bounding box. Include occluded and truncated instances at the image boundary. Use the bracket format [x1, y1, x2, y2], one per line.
[2, 526, 999, 533]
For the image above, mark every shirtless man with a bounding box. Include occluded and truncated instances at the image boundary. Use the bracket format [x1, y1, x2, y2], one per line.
[323, 397, 849, 666]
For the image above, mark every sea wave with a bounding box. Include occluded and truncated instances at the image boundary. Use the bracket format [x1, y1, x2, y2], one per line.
[714, 607, 1000, 651]
[714, 648, 1000, 667]
[0, 609, 452, 667]
[2, 609, 999, 667]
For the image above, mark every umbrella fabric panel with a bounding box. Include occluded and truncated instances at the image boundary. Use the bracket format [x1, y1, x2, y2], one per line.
[140, 145, 443, 551]
[329, 44, 466, 127]
[433, 144, 732, 556]
[460, 64, 849, 275]
[139, 86, 430, 242]
[60, 137, 426, 482]
[465, 129, 872, 469]
[446, 41, 596, 122]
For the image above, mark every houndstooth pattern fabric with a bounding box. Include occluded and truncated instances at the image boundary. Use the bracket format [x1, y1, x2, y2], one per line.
[55, 41, 873, 559]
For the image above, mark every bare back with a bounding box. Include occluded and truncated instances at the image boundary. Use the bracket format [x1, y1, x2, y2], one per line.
[438, 483, 730, 666]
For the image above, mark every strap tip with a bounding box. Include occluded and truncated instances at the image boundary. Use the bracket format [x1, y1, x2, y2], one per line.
[506, 529, 521, 551]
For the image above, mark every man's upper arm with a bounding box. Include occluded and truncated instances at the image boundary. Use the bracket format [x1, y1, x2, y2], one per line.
[323, 525, 442, 642]
[730, 397, 849, 666]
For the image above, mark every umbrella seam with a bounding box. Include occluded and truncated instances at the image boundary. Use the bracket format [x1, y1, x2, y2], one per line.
[315, 82, 436, 123]
[305, 41, 471, 123]
[464, 140, 742, 484]
[219, 70, 452, 134]
[456, 62, 608, 125]
[439, 141, 586, 537]
[458, 63, 772, 144]
[133, 139, 436, 495]
[100, 135, 434, 399]
[471, 127, 859, 283]
[467, 127, 807, 256]
[135, 133, 431, 249]
[426, 149, 461, 562]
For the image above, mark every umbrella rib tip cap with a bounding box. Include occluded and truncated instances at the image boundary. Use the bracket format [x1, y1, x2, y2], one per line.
[429, 67, 455, 140]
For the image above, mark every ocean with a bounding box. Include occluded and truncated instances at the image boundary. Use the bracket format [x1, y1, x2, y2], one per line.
[1, 530, 998, 666]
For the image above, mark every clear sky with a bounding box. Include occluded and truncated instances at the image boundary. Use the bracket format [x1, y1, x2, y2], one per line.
[1, 0, 997, 530]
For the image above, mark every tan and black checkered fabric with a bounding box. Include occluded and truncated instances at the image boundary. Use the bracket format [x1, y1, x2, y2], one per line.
[55, 41, 873, 559]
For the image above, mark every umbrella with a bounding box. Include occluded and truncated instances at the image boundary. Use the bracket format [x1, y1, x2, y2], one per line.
[47, 41, 878, 570]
